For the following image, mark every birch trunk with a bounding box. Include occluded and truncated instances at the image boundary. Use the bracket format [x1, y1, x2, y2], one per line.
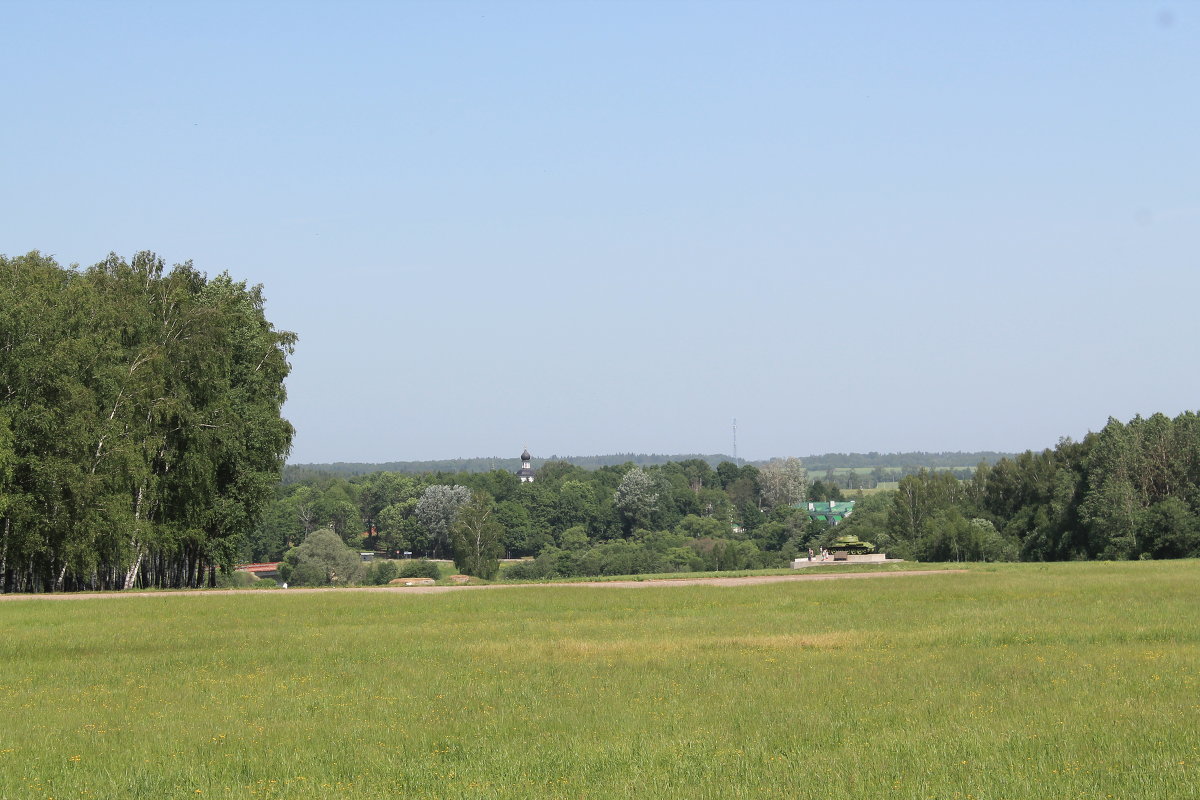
[1, 517, 8, 592]
[123, 546, 144, 590]
[123, 484, 146, 590]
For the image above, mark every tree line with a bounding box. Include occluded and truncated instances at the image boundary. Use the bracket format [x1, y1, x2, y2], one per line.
[0, 252, 294, 592]
[282, 453, 736, 483]
[833, 412, 1200, 562]
[250, 457, 827, 580]
[264, 412, 1200, 582]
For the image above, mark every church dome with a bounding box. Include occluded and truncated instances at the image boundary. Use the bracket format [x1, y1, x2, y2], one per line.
[521, 448, 531, 461]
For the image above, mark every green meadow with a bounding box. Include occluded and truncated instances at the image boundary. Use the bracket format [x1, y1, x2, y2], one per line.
[1, 562, 1197, 799]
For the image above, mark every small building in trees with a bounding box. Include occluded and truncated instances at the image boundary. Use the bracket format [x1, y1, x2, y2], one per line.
[234, 562, 281, 579]
[516, 447, 536, 482]
[800, 500, 855, 525]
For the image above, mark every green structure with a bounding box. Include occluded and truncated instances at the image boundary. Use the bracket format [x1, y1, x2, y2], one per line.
[829, 533, 875, 554]
[798, 500, 856, 525]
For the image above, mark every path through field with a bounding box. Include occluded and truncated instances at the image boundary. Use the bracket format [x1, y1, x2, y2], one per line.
[0, 569, 967, 600]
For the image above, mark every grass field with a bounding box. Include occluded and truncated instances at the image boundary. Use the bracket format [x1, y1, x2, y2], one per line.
[2, 562, 1197, 799]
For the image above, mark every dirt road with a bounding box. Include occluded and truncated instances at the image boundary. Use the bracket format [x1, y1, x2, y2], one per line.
[0, 569, 966, 601]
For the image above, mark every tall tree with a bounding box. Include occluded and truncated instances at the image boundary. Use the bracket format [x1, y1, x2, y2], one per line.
[450, 491, 503, 579]
[757, 457, 807, 509]
[1079, 418, 1143, 559]
[886, 470, 964, 557]
[415, 484, 470, 558]
[614, 467, 659, 532]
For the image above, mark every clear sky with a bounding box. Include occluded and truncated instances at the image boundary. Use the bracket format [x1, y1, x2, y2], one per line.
[3, 0, 1197, 464]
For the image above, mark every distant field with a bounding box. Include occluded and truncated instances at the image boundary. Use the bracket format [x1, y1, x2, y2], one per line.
[813, 466, 977, 478]
[2, 562, 1197, 799]
[841, 485, 891, 496]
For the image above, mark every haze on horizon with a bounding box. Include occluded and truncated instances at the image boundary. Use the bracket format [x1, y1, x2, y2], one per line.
[3, 1, 1197, 464]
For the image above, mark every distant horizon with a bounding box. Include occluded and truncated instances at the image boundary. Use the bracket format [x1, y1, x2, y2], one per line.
[285, 447, 1024, 468]
[282, 406, 1196, 466]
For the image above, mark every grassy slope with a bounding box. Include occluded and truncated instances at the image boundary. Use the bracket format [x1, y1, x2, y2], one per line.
[1, 561, 1197, 799]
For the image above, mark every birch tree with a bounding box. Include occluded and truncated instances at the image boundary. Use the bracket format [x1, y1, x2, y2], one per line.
[0, 251, 294, 592]
[450, 491, 503, 579]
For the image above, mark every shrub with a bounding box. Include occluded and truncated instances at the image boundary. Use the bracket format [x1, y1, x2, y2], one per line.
[278, 528, 365, 587]
[503, 560, 540, 580]
[502, 547, 581, 580]
[689, 538, 764, 571]
[506, 540, 697, 580]
[397, 559, 442, 580]
[578, 540, 665, 576]
[363, 560, 399, 585]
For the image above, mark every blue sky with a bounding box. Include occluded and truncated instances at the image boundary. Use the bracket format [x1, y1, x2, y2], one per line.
[3, 0, 1197, 463]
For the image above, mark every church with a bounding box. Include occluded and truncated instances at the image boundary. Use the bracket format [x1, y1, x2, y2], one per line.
[516, 447, 536, 482]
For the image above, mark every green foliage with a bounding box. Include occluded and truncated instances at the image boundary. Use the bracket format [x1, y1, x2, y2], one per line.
[807, 479, 845, 502]
[1135, 497, 1200, 559]
[614, 466, 659, 532]
[559, 525, 590, 551]
[886, 470, 969, 558]
[676, 514, 729, 540]
[495, 499, 538, 557]
[863, 411, 1200, 563]
[363, 560, 399, 585]
[249, 410, 1200, 579]
[0, 251, 294, 592]
[505, 530, 711, 580]
[757, 457, 808, 508]
[278, 528, 364, 587]
[918, 510, 1018, 563]
[688, 537, 767, 571]
[396, 559, 443, 580]
[415, 484, 470, 559]
[580, 540, 663, 576]
[449, 491, 503, 579]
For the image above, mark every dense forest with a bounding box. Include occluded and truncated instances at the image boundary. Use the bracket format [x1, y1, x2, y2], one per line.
[835, 412, 1200, 562]
[0, 252, 294, 592]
